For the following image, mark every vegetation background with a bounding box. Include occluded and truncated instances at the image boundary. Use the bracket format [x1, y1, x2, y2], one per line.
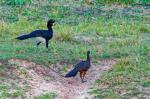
[0, 0, 150, 98]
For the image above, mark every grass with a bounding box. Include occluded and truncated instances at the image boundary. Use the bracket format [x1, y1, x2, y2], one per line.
[1, 0, 32, 5]
[0, 78, 23, 98]
[96, 0, 150, 4]
[34, 92, 57, 99]
[0, 63, 29, 99]
[90, 56, 150, 98]
[0, 0, 150, 98]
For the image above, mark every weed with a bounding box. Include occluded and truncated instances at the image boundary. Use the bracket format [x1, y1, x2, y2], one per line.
[0, 83, 23, 98]
[140, 27, 150, 33]
[142, 81, 150, 87]
[34, 92, 57, 99]
[54, 25, 74, 41]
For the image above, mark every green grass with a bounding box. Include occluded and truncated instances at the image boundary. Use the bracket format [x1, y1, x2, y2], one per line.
[34, 92, 57, 99]
[0, 63, 29, 98]
[0, 82, 24, 98]
[1, 0, 32, 5]
[0, 0, 150, 98]
[96, 0, 150, 4]
[1, 18, 149, 64]
[90, 55, 150, 98]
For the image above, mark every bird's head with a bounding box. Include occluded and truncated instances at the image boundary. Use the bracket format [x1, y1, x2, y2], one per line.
[87, 51, 90, 54]
[47, 19, 55, 29]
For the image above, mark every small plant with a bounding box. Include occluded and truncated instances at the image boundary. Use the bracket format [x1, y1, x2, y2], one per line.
[55, 25, 74, 41]
[100, 53, 111, 59]
[34, 92, 57, 99]
[56, 32, 73, 41]
[140, 27, 149, 33]
[12, 90, 22, 98]
[19, 68, 28, 75]
[0, 83, 22, 98]
[142, 81, 150, 87]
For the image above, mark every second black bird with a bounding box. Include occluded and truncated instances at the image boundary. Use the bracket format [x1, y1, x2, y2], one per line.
[65, 51, 91, 83]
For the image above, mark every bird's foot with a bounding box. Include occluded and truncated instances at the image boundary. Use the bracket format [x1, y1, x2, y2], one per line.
[81, 80, 87, 83]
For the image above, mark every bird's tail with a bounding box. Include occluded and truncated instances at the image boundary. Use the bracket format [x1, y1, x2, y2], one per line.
[16, 34, 31, 40]
[65, 68, 78, 77]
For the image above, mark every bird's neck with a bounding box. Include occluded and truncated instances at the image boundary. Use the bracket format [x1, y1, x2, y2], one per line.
[48, 27, 53, 32]
[87, 54, 90, 61]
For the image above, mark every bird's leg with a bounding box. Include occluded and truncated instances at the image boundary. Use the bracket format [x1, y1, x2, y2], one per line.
[82, 71, 87, 83]
[46, 39, 49, 48]
[80, 72, 84, 83]
[36, 42, 41, 47]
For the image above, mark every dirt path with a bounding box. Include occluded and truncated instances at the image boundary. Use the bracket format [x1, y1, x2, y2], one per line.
[8, 59, 116, 99]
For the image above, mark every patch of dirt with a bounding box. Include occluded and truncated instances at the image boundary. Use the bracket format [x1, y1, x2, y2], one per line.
[72, 35, 95, 43]
[7, 59, 116, 99]
[0, 59, 8, 65]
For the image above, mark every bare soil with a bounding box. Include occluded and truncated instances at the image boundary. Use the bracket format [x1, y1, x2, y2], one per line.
[5, 59, 116, 99]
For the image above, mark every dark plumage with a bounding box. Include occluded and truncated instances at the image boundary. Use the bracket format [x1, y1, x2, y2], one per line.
[65, 51, 91, 83]
[16, 19, 55, 48]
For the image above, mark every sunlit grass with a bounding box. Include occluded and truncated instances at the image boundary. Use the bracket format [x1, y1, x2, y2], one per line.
[0, 0, 150, 98]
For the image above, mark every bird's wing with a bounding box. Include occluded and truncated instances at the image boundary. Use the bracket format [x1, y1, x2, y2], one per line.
[74, 61, 86, 69]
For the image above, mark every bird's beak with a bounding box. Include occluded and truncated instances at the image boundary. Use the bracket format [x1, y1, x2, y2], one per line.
[53, 23, 55, 26]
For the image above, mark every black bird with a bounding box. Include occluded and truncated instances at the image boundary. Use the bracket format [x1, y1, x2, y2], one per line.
[65, 51, 91, 83]
[16, 19, 55, 48]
